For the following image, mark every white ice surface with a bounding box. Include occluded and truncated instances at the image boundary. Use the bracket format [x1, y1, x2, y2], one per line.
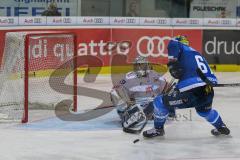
[0, 73, 240, 160]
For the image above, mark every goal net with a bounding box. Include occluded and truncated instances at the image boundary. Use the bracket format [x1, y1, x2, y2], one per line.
[0, 32, 77, 123]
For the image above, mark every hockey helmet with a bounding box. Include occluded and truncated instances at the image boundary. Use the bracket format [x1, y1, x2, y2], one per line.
[174, 35, 189, 46]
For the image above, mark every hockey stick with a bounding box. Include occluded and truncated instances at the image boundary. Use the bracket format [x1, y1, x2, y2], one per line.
[163, 78, 176, 94]
[93, 105, 115, 110]
[196, 68, 240, 87]
[78, 105, 115, 113]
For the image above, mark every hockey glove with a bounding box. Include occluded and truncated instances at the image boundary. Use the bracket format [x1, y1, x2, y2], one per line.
[167, 61, 183, 79]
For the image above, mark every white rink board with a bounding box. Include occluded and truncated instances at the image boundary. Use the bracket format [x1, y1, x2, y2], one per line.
[0, 73, 240, 160]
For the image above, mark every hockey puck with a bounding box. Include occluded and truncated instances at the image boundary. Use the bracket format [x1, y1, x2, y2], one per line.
[133, 139, 140, 144]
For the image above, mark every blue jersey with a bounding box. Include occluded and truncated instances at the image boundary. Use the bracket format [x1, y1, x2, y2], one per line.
[168, 40, 218, 92]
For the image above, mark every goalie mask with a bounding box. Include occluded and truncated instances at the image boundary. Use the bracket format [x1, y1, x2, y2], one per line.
[133, 56, 150, 77]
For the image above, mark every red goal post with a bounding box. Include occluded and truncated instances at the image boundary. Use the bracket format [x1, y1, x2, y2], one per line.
[0, 31, 78, 123]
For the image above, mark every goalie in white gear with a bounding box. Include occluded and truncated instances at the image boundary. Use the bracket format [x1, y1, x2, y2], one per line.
[110, 56, 174, 133]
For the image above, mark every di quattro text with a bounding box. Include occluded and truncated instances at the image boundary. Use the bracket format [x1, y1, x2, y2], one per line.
[29, 39, 132, 61]
[30, 39, 74, 62]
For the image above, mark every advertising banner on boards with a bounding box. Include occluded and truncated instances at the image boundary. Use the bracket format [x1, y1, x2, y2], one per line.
[190, 0, 238, 18]
[203, 30, 240, 64]
[0, 28, 202, 67]
[112, 29, 202, 65]
[0, 0, 79, 16]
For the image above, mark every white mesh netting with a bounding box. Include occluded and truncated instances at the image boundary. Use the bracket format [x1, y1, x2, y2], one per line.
[0, 32, 76, 122]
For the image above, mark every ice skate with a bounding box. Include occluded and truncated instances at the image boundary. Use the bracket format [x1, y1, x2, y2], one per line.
[143, 127, 165, 138]
[211, 124, 230, 136]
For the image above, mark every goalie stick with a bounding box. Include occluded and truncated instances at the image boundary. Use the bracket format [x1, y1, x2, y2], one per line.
[93, 105, 115, 110]
[196, 68, 240, 87]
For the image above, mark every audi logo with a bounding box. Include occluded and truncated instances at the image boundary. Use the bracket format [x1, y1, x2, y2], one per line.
[189, 20, 199, 24]
[222, 20, 230, 25]
[156, 19, 167, 24]
[34, 18, 42, 23]
[136, 36, 171, 58]
[94, 18, 103, 23]
[63, 18, 71, 23]
[126, 18, 136, 23]
[8, 18, 14, 24]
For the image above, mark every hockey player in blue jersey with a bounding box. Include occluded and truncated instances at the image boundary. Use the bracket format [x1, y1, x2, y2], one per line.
[143, 35, 230, 138]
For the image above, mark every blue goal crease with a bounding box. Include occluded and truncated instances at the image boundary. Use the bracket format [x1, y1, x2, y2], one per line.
[18, 110, 122, 131]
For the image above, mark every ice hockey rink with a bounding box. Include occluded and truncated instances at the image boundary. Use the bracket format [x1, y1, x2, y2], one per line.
[0, 72, 240, 160]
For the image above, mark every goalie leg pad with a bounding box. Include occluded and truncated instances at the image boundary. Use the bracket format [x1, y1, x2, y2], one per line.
[122, 104, 147, 133]
[116, 104, 128, 119]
